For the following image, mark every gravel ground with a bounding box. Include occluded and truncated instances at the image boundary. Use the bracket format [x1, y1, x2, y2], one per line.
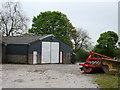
[1, 64, 98, 88]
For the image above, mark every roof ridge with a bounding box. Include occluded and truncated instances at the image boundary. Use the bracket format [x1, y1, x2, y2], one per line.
[2, 34, 55, 44]
[2, 34, 50, 37]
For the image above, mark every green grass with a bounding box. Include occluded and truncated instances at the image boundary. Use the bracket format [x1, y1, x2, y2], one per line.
[89, 73, 119, 88]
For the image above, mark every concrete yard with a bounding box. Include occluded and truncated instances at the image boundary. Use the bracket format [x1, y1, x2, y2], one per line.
[1, 64, 98, 88]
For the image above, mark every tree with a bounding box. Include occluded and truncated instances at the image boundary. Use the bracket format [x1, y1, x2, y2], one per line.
[29, 11, 74, 44]
[0, 1, 29, 36]
[76, 49, 89, 62]
[92, 31, 118, 58]
[70, 28, 91, 53]
[115, 48, 120, 58]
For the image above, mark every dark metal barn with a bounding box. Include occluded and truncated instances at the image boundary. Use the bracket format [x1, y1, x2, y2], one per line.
[1, 35, 72, 64]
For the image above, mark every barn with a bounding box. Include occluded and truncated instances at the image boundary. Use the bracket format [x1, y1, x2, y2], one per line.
[1, 35, 72, 64]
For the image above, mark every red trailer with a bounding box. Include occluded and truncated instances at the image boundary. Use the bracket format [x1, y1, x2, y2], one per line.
[79, 52, 116, 73]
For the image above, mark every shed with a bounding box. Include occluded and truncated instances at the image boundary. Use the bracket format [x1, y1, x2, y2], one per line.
[1, 35, 72, 64]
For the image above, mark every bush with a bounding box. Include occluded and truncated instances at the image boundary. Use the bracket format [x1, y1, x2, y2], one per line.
[75, 49, 89, 62]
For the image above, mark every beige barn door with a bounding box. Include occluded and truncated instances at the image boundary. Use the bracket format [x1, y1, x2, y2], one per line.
[50, 42, 59, 63]
[41, 42, 51, 63]
[42, 41, 59, 63]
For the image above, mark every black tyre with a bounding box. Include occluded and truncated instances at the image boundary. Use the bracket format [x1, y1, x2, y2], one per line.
[102, 65, 109, 73]
[102, 65, 118, 74]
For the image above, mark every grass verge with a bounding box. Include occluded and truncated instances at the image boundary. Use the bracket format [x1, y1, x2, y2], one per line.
[89, 73, 119, 88]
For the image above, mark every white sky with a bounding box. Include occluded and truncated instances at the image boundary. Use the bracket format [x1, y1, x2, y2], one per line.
[1, 0, 119, 44]
[4, 0, 119, 2]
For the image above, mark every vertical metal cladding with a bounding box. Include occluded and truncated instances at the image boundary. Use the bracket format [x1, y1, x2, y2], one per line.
[6, 44, 28, 64]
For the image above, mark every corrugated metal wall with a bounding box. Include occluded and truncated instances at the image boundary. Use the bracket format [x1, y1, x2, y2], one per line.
[7, 44, 28, 55]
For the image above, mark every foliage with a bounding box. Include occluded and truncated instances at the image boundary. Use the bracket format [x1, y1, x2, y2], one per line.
[97, 31, 118, 47]
[0, 1, 29, 36]
[92, 31, 118, 58]
[75, 49, 89, 62]
[70, 28, 91, 53]
[70, 28, 91, 63]
[76, 49, 89, 62]
[115, 48, 120, 58]
[29, 11, 74, 46]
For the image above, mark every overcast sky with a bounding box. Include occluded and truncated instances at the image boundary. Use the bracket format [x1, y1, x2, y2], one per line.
[1, 0, 119, 44]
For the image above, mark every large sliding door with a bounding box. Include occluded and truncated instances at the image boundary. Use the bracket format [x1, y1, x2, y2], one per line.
[41, 42, 59, 63]
[41, 42, 51, 63]
[51, 42, 59, 63]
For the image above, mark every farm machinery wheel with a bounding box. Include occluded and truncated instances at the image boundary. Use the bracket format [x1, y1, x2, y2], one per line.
[102, 65, 117, 74]
[83, 66, 95, 73]
[102, 65, 109, 73]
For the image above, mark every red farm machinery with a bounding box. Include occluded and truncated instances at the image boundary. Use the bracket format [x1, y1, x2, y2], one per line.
[79, 52, 120, 74]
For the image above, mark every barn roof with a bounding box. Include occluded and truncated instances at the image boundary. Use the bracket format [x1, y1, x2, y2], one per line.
[1, 35, 54, 44]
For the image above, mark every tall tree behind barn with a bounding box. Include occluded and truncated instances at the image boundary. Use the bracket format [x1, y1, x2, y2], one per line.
[70, 28, 91, 53]
[0, 1, 29, 36]
[28, 11, 74, 47]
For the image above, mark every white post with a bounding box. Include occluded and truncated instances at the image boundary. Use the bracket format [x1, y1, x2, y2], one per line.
[33, 51, 37, 64]
[60, 52, 62, 63]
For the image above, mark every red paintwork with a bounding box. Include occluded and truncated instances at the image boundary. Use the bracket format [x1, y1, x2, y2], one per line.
[40, 54, 42, 64]
[79, 63, 102, 68]
[86, 52, 116, 62]
[83, 66, 92, 72]
[88, 58, 101, 60]
[79, 52, 116, 68]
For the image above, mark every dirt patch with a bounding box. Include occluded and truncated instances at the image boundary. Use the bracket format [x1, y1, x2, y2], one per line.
[14, 79, 24, 83]
[2, 64, 98, 88]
